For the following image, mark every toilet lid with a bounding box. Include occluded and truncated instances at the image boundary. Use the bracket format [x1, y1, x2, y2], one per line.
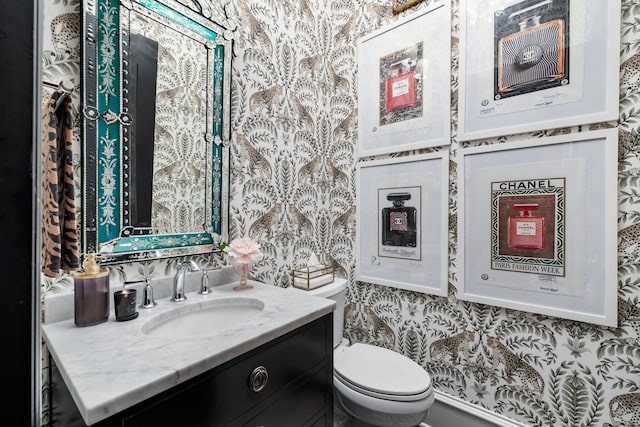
[334, 343, 432, 399]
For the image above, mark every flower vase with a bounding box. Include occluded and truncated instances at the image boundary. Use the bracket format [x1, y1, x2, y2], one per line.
[233, 262, 254, 291]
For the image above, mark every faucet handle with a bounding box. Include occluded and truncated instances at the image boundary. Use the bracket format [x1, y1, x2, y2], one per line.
[124, 278, 156, 309]
[198, 269, 212, 295]
[139, 278, 157, 309]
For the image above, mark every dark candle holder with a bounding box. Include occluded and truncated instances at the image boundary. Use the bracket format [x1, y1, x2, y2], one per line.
[114, 288, 139, 321]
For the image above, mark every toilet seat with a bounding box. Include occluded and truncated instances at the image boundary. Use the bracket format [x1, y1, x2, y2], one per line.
[334, 343, 432, 402]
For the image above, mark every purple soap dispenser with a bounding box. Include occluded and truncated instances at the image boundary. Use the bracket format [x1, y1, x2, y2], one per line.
[73, 253, 110, 327]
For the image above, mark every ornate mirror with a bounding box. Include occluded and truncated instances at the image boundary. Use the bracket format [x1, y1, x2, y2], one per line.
[82, 0, 231, 263]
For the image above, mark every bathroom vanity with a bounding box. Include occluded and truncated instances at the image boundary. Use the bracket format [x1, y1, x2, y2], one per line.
[43, 281, 335, 426]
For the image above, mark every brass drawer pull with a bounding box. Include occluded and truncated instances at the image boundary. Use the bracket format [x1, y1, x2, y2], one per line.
[249, 366, 268, 392]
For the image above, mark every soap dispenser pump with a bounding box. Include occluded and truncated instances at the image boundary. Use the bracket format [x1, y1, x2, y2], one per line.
[74, 253, 110, 327]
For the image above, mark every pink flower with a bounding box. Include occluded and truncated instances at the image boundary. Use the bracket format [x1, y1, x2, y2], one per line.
[225, 237, 262, 265]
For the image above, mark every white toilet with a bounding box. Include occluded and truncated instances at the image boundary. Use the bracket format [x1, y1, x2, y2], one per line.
[302, 278, 434, 427]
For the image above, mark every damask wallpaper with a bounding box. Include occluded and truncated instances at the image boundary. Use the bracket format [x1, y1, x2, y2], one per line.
[41, 0, 640, 425]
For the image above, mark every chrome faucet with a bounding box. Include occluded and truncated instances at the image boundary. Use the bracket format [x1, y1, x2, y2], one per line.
[171, 260, 199, 302]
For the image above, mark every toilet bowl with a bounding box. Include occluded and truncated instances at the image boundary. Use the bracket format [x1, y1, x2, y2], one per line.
[300, 278, 434, 427]
[334, 342, 434, 426]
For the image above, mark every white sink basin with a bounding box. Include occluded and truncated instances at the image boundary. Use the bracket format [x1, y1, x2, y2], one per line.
[141, 297, 265, 338]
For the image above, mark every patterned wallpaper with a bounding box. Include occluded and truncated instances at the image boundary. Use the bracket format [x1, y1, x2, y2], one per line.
[41, 0, 640, 425]
[129, 15, 209, 231]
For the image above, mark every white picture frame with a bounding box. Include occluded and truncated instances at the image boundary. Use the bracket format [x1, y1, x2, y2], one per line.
[458, 0, 620, 141]
[357, 1, 451, 157]
[457, 129, 618, 326]
[356, 152, 449, 296]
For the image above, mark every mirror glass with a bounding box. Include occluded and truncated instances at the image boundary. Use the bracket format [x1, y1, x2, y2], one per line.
[82, 0, 231, 263]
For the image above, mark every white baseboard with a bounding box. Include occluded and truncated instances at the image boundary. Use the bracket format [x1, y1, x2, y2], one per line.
[425, 391, 528, 427]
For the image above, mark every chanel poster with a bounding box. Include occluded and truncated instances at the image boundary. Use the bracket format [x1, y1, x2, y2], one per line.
[491, 178, 565, 277]
[458, 0, 619, 140]
[378, 186, 421, 260]
[458, 130, 618, 327]
[494, 0, 569, 100]
[357, 2, 451, 156]
[469, 162, 584, 299]
[379, 43, 423, 127]
[357, 153, 448, 296]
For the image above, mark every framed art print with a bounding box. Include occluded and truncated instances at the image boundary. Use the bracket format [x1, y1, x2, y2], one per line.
[457, 129, 618, 326]
[356, 152, 449, 296]
[458, 0, 619, 141]
[357, 1, 451, 157]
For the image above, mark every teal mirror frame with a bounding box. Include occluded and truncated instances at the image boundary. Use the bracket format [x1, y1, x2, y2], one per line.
[82, 0, 231, 264]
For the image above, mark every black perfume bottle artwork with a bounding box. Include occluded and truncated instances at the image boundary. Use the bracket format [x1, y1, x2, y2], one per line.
[494, 0, 569, 100]
[381, 192, 417, 247]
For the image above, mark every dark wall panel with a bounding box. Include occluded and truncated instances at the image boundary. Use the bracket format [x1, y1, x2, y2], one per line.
[0, 0, 38, 425]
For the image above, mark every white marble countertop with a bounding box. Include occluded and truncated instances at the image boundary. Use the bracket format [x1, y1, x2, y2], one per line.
[42, 280, 335, 425]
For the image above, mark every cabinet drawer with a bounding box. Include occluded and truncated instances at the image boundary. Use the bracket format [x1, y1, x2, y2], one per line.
[240, 366, 330, 427]
[216, 315, 329, 422]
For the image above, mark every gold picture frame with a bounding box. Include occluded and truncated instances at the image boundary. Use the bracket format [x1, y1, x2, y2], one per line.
[392, 0, 424, 14]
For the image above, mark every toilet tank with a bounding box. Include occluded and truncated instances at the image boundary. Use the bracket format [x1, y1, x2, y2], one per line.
[306, 278, 347, 348]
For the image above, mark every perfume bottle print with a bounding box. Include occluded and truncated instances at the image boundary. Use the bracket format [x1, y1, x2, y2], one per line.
[495, 0, 568, 99]
[381, 192, 417, 247]
[385, 60, 418, 113]
[507, 204, 545, 250]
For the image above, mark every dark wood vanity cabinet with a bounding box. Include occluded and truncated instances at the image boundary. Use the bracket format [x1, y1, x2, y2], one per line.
[50, 314, 333, 426]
